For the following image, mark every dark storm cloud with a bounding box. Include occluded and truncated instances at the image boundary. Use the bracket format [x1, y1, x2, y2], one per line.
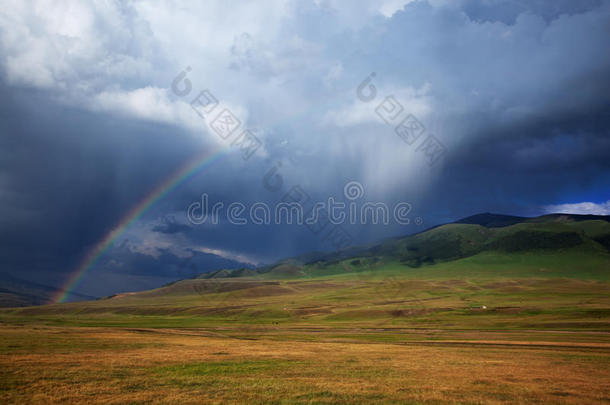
[1, 0, 609, 296]
[428, 111, 610, 221]
[0, 84, 330, 283]
[0, 85, 219, 278]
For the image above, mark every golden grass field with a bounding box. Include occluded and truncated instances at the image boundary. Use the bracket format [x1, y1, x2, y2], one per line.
[1, 324, 609, 404]
[2, 263, 610, 404]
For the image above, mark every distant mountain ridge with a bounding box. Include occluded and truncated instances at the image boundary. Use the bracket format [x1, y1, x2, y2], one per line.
[0, 274, 97, 307]
[195, 212, 610, 279]
[454, 213, 528, 227]
[457, 212, 610, 227]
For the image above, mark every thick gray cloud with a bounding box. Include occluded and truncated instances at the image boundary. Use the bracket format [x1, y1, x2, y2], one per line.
[0, 0, 609, 297]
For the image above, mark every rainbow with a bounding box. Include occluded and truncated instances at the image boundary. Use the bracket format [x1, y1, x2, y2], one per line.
[53, 147, 227, 303]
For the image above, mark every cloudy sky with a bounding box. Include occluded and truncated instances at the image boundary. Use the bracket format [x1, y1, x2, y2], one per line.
[1, 0, 609, 298]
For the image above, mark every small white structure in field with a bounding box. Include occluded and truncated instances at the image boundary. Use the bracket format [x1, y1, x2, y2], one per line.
[482, 305, 487, 310]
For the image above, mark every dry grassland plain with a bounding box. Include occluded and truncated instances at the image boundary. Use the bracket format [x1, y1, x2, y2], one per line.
[2, 271, 610, 404]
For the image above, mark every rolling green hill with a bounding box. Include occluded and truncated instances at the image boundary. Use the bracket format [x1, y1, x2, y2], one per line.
[1, 213, 608, 332]
[202, 213, 610, 280]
